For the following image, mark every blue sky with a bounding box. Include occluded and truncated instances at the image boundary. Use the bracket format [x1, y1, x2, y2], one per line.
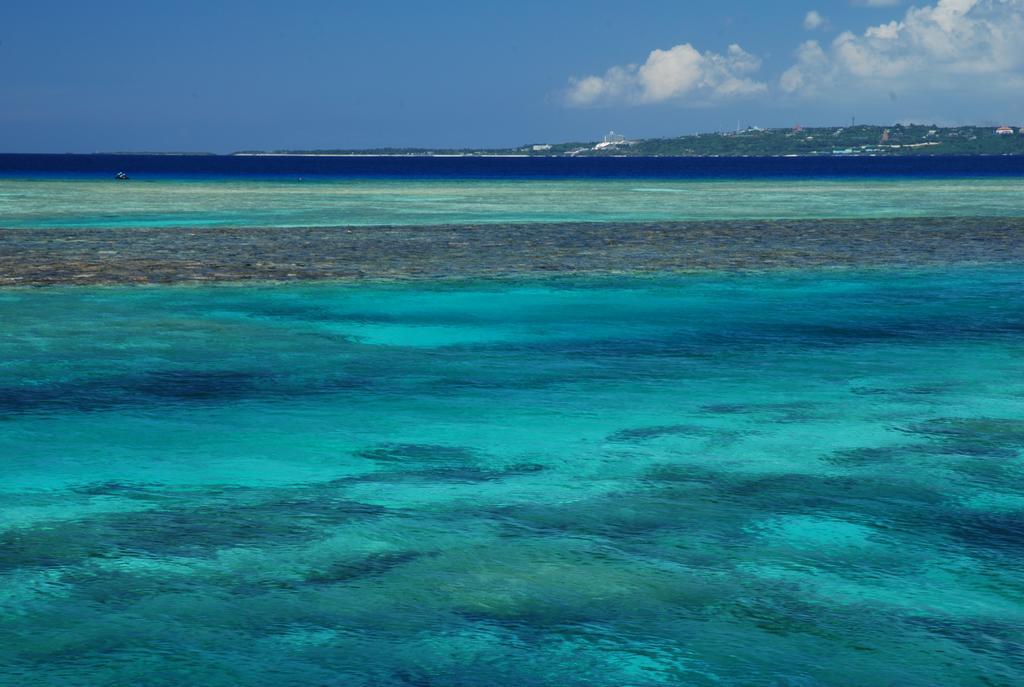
[2, 1, 1022, 152]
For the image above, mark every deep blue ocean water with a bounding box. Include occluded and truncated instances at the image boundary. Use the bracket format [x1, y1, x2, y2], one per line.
[2, 156, 1024, 685]
[3, 152, 1024, 180]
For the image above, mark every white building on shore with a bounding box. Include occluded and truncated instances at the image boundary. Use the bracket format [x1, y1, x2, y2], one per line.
[594, 131, 629, 150]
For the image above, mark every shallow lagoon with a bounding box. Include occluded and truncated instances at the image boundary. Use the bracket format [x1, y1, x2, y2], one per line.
[2, 268, 1023, 685]
[3, 176, 1024, 228]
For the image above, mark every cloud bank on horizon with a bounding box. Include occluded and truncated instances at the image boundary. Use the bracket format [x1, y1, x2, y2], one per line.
[567, 0, 1024, 108]
[566, 44, 766, 106]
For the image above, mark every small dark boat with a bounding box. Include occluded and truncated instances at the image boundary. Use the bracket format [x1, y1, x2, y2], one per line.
[115, 172, 129, 180]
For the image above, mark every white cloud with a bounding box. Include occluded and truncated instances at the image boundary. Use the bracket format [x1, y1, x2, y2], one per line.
[782, 0, 1024, 94]
[563, 0, 1023, 111]
[566, 43, 767, 106]
[780, 40, 830, 93]
[804, 10, 828, 30]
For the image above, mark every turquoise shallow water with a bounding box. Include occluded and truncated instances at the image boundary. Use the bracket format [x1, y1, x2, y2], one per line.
[2, 267, 1024, 685]
[3, 176, 1024, 227]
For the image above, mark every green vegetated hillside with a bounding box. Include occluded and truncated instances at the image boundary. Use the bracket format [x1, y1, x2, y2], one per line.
[237, 124, 1024, 157]
[531, 125, 1024, 157]
[594, 125, 1024, 157]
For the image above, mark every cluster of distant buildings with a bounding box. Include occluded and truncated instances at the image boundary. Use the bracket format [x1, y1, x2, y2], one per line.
[521, 125, 1023, 158]
[832, 142, 941, 155]
[563, 132, 637, 156]
[527, 131, 637, 156]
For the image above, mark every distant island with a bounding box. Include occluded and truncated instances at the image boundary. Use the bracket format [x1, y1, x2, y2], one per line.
[233, 124, 1024, 158]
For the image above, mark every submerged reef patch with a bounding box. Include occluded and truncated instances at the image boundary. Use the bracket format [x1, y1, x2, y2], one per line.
[6, 216, 1024, 285]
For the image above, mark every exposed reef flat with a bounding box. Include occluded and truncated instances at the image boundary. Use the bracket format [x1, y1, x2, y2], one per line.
[4, 217, 1024, 286]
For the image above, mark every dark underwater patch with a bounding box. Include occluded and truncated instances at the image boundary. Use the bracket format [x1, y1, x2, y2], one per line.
[0, 491, 388, 570]
[372, 466, 501, 483]
[488, 490, 727, 542]
[850, 386, 889, 396]
[0, 369, 265, 414]
[0, 381, 123, 415]
[248, 302, 487, 328]
[851, 384, 955, 397]
[0, 521, 115, 571]
[699, 401, 818, 422]
[501, 335, 712, 360]
[903, 614, 1024, 667]
[129, 370, 263, 401]
[355, 443, 480, 465]
[485, 466, 956, 563]
[0, 368, 382, 416]
[641, 464, 724, 486]
[304, 551, 427, 585]
[606, 424, 713, 442]
[636, 470, 954, 556]
[824, 446, 906, 467]
[721, 473, 949, 515]
[57, 566, 206, 610]
[769, 322, 906, 346]
[942, 509, 1024, 555]
[70, 481, 163, 497]
[725, 593, 843, 640]
[89, 501, 356, 559]
[902, 417, 1024, 458]
[347, 462, 546, 485]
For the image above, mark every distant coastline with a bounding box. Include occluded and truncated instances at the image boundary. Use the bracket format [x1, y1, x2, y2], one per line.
[228, 124, 1024, 158]
[232, 153, 534, 158]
